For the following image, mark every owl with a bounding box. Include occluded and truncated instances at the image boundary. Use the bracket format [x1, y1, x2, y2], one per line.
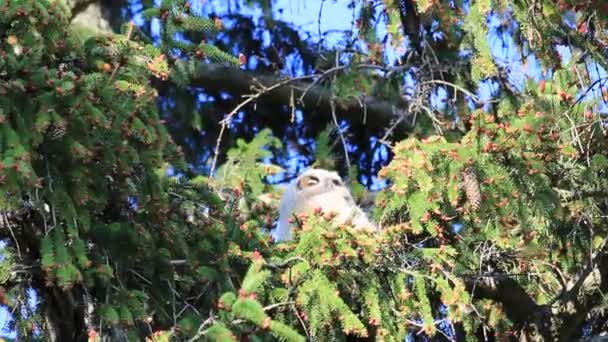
[275, 168, 376, 241]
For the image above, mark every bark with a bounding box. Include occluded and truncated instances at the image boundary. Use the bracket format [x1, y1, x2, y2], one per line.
[463, 241, 608, 341]
[188, 63, 412, 134]
[550, 243, 608, 341]
[465, 275, 539, 327]
[397, 0, 421, 54]
[41, 286, 87, 342]
[67, 0, 113, 35]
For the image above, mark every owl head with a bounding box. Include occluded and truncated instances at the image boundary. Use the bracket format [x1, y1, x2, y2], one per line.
[275, 168, 372, 242]
[293, 168, 346, 197]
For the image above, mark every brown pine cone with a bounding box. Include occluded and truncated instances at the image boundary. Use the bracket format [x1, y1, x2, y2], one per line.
[463, 166, 482, 210]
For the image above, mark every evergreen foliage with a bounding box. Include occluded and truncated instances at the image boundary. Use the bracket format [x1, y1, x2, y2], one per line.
[0, 1, 262, 340]
[1, 0, 608, 341]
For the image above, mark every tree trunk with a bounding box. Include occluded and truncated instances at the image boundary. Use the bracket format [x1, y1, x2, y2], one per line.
[67, 0, 113, 35]
[42, 286, 87, 342]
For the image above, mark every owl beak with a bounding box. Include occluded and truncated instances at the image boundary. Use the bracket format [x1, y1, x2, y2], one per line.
[296, 178, 304, 190]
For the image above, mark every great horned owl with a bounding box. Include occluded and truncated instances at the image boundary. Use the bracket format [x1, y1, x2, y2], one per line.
[275, 168, 376, 241]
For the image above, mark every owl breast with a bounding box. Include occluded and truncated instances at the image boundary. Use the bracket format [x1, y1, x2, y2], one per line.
[298, 187, 355, 222]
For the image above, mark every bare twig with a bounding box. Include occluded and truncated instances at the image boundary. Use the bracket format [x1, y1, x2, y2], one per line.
[329, 53, 351, 173]
[209, 74, 317, 176]
[169, 259, 187, 266]
[317, 0, 326, 50]
[128, 268, 152, 285]
[263, 301, 295, 312]
[108, 22, 135, 84]
[187, 314, 215, 342]
[421, 79, 479, 102]
[265, 256, 307, 270]
[1, 212, 22, 260]
[291, 303, 311, 340]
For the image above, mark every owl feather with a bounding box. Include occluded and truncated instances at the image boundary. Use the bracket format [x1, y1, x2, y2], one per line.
[275, 169, 376, 241]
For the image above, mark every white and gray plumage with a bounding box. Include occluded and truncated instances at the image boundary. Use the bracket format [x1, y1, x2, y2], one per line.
[275, 168, 376, 241]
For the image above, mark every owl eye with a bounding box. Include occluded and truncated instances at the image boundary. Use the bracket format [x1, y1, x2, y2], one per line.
[332, 179, 342, 186]
[297, 175, 319, 189]
[307, 176, 320, 186]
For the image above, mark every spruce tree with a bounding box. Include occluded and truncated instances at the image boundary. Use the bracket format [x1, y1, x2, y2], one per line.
[1, 0, 608, 341]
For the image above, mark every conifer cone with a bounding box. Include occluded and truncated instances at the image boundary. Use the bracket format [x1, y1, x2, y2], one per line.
[47, 124, 67, 140]
[462, 166, 481, 210]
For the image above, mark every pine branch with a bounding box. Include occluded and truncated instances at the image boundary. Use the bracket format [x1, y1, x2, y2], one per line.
[547, 22, 608, 74]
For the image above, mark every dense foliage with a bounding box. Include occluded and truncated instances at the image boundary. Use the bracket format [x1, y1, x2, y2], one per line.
[0, 0, 607, 341]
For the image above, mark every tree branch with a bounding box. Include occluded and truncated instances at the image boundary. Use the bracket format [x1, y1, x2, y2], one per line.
[463, 237, 608, 341]
[464, 274, 539, 326]
[188, 63, 412, 134]
[550, 239, 608, 340]
[67, 0, 113, 35]
[67, 0, 98, 18]
[397, 0, 421, 53]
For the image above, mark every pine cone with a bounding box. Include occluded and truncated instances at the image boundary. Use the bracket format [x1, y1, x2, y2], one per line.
[462, 166, 482, 210]
[47, 124, 67, 140]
